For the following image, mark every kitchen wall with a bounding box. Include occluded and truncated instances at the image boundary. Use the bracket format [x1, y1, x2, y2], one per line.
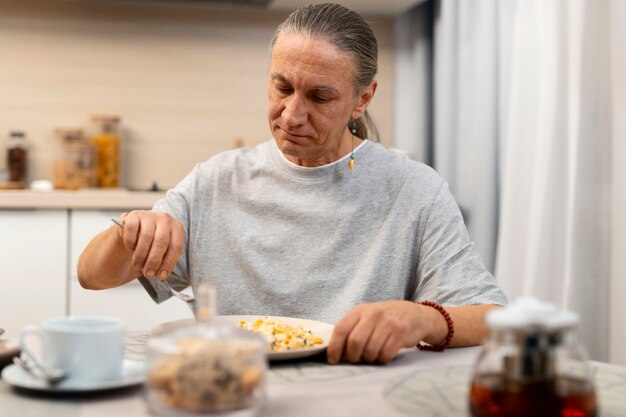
[0, 0, 394, 189]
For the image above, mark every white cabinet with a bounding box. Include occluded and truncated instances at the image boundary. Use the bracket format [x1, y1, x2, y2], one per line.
[0, 210, 67, 337]
[68, 209, 116, 278]
[69, 210, 191, 331]
[0, 208, 191, 337]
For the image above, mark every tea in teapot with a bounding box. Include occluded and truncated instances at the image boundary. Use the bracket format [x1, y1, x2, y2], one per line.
[469, 298, 597, 417]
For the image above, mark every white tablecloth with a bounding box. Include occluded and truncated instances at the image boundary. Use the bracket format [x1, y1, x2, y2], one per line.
[1, 333, 625, 417]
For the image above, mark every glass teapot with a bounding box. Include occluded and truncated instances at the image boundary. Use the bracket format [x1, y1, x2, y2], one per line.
[469, 297, 597, 417]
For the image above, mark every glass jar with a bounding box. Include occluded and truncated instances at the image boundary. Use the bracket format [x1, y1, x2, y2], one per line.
[469, 298, 597, 417]
[145, 286, 267, 417]
[6, 131, 28, 184]
[90, 115, 120, 187]
[54, 128, 97, 189]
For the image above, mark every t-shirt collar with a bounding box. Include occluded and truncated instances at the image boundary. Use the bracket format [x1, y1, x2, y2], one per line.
[269, 139, 370, 180]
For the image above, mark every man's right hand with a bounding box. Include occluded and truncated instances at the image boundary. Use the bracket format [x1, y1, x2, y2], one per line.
[116, 210, 184, 281]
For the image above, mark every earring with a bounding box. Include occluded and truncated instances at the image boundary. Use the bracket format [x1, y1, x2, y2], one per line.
[348, 119, 356, 171]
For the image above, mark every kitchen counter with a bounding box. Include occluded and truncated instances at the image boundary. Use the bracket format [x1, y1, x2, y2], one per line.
[0, 189, 166, 210]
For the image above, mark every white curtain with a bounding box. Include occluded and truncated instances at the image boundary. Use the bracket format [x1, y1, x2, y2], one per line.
[609, 0, 626, 366]
[431, 0, 514, 272]
[394, 0, 516, 272]
[395, 0, 622, 362]
[394, 2, 433, 163]
[495, 0, 613, 361]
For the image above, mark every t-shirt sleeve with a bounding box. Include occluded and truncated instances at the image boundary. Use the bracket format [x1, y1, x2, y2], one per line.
[413, 181, 508, 306]
[138, 167, 197, 304]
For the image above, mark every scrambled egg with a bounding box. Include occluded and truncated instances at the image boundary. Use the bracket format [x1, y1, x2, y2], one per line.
[239, 318, 324, 352]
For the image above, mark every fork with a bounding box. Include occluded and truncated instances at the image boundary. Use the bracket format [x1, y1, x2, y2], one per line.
[110, 217, 198, 318]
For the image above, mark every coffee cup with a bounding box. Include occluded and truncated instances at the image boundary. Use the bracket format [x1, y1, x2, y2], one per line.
[19, 315, 125, 384]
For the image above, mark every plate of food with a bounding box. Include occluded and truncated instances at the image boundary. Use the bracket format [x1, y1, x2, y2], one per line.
[151, 315, 334, 361]
[227, 315, 333, 361]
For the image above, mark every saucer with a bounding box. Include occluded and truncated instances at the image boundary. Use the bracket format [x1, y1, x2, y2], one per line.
[1, 359, 145, 392]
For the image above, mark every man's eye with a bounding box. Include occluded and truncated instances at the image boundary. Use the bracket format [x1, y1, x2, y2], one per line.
[277, 86, 292, 94]
[312, 96, 329, 103]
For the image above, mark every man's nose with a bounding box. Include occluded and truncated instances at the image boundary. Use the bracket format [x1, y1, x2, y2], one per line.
[281, 94, 308, 127]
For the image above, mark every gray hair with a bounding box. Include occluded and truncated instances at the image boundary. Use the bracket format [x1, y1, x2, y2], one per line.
[270, 3, 379, 141]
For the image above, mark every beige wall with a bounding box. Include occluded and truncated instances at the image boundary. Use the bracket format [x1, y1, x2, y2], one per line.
[0, 0, 394, 189]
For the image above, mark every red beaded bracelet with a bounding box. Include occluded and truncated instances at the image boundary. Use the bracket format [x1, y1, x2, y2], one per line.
[418, 301, 455, 352]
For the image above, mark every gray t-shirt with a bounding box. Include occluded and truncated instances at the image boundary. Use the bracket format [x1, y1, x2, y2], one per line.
[140, 139, 507, 323]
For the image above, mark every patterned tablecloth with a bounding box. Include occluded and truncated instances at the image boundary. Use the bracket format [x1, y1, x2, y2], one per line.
[0, 333, 624, 417]
[383, 363, 626, 417]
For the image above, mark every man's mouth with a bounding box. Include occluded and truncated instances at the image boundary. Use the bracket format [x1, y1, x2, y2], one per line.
[278, 126, 309, 138]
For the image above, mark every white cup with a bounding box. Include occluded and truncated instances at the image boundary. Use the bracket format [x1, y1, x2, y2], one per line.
[20, 316, 125, 384]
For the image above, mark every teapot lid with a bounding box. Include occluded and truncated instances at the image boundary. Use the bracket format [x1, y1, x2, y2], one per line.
[486, 297, 579, 331]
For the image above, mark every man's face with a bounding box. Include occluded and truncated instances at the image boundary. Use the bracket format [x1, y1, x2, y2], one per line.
[267, 33, 373, 167]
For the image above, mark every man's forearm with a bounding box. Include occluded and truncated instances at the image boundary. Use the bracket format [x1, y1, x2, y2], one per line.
[421, 304, 500, 348]
[77, 226, 139, 290]
[447, 304, 499, 347]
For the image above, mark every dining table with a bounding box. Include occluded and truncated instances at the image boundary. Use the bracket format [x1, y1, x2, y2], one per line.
[1, 332, 626, 417]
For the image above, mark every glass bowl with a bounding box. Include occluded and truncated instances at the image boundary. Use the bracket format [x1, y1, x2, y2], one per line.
[145, 318, 267, 417]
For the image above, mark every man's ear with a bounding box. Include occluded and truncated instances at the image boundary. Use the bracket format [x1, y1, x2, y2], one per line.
[352, 80, 378, 119]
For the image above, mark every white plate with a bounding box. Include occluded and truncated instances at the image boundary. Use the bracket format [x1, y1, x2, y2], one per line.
[223, 315, 335, 361]
[151, 315, 335, 361]
[1, 359, 145, 393]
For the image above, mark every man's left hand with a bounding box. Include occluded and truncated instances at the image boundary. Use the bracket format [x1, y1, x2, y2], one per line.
[326, 300, 444, 364]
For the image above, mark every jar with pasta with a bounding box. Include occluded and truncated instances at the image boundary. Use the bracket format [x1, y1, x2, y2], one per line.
[90, 115, 121, 187]
[53, 127, 97, 189]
